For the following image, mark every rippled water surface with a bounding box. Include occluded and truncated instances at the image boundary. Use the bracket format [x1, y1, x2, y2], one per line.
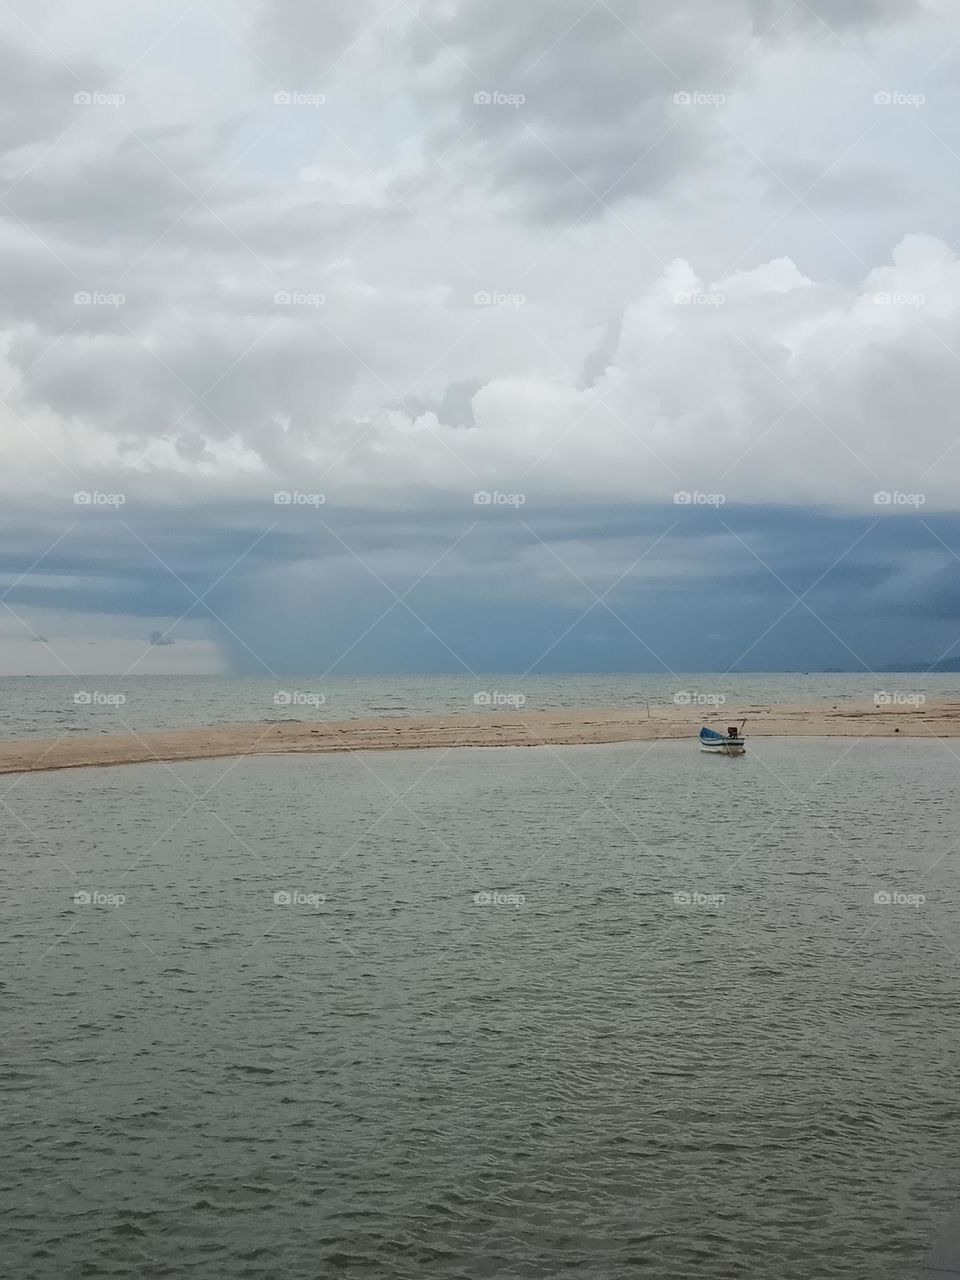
[4, 738, 960, 1277]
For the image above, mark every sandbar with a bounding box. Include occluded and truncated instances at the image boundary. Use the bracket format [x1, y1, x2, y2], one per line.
[1, 699, 959, 775]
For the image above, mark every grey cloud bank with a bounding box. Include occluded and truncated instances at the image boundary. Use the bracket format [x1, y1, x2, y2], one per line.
[0, 0, 957, 673]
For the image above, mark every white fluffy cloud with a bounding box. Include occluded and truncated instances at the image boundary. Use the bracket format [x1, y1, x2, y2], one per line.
[6, 233, 960, 512]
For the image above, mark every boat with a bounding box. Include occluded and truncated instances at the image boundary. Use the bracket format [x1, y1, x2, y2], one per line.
[699, 724, 746, 756]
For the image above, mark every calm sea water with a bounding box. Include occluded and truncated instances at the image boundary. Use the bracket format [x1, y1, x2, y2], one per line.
[3, 738, 959, 1277]
[2, 671, 959, 739]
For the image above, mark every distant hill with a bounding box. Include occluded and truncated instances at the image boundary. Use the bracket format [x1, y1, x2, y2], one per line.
[878, 659, 960, 673]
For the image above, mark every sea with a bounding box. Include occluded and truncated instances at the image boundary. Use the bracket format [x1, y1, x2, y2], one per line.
[1, 670, 958, 739]
[3, 677, 960, 1278]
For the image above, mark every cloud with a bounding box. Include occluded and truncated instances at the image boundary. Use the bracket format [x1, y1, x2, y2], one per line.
[0, 41, 108, 153]
[0, 0, 958, 672]
[248, 0, 395, 80]
[751, 0, 929, 27]
[405, 0, 931, 220]
[7, 233, 960, 514]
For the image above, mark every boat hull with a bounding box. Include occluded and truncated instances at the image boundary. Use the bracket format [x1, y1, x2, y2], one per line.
[700, 740, 746, 755]
[699, 727, 746, 755]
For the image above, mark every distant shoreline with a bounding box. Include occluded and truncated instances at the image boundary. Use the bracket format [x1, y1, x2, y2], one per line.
[2, 701, 960, 775]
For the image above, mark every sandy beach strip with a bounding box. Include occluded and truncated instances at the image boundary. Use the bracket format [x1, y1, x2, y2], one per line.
[2, 700, 960, 775]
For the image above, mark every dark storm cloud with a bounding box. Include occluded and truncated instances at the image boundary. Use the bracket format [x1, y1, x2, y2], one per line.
[5, 491, 956, 671]
[206, 501, 958, 674]
[869, 553, 960, 621]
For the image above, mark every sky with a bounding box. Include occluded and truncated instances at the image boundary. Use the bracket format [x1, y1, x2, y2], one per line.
[2, 0, 960, 676]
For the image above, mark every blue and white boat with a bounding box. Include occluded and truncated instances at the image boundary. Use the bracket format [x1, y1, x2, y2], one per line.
[699, 725, 746, 756]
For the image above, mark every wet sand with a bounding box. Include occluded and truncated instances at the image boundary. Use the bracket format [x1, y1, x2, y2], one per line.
[2, 700, 960, 775]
